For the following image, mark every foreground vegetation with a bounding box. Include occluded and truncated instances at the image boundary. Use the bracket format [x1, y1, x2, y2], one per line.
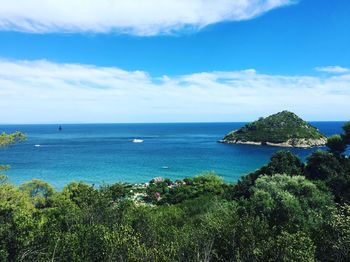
[0, 123, 350, 261]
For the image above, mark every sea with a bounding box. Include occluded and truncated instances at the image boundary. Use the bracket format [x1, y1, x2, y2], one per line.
[0, 122, 347, 189]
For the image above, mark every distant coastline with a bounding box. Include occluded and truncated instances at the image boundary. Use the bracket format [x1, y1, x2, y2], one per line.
[219, 138, 327, 148]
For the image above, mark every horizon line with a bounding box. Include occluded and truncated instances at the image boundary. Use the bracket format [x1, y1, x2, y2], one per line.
[0, 120, 348, 126]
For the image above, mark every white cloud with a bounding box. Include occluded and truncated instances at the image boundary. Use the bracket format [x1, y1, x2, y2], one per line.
[0, 59, 349, 123]
[0, 0, 295, 35]
[315, 66, 350, 74]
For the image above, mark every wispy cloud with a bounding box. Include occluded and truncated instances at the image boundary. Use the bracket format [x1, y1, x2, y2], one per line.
[0, 59, 349, 123]
[0, 0, 295, 35]
[315, 66, 350, 74]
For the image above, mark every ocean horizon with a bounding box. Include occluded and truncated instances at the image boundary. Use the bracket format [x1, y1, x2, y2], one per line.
[0, 121, 348, 189]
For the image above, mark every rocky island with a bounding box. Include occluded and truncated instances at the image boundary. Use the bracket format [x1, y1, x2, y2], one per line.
[220, 111, 327, 148]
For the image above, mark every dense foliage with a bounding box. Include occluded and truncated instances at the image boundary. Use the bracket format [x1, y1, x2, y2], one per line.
[0, 123, 350, 261]
[0, 132, 26, 180]
[223, 111, 325, 143]
[0, 132, 26, 147]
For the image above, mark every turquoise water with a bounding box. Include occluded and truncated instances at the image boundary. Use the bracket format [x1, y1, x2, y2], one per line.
[0, 122, 346, 189]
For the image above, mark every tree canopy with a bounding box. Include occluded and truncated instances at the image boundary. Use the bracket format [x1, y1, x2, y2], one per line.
[0, 131, 26, 147]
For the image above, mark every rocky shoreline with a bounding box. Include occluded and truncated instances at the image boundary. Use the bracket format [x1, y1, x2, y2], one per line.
[219, 137, 327, 148]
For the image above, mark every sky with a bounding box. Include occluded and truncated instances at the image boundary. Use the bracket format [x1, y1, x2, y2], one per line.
[0, 0, 349, 123]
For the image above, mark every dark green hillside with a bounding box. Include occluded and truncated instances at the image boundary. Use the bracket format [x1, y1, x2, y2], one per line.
[222, 111, 326, 145]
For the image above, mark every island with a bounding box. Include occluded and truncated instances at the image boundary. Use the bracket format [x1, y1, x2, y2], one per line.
[219, 110, 327, 148]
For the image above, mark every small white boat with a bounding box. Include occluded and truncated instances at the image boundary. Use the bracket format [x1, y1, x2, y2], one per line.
[132, 139, 144, 143]
[34, 144, 41, 147]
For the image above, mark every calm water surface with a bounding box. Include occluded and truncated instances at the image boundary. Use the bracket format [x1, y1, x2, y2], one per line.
[0, 122, 346, 189]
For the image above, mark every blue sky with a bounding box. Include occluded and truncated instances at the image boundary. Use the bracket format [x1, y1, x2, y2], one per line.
[0, 0, 349, 123]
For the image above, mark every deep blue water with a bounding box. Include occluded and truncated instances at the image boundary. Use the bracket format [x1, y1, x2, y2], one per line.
[0, 122, 347, 189]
